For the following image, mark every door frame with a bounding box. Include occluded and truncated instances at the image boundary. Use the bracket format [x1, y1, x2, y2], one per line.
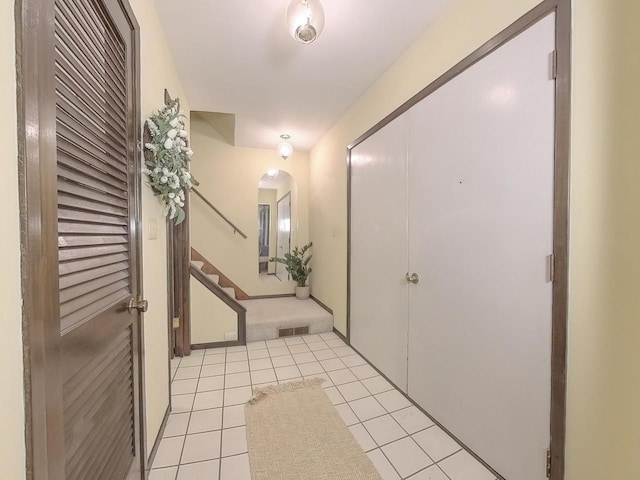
[15, 0, 146, 478]
[346, 1, 570, 478]
[275, 191, 292, 280]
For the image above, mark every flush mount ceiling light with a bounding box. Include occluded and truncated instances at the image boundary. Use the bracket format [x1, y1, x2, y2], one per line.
[267, 169, 280, 179]
[278, 134, 293, 160]
[286, 0, 325, 44]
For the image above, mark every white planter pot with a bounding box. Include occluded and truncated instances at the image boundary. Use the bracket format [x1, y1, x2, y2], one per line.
[295, 286, 310, 300]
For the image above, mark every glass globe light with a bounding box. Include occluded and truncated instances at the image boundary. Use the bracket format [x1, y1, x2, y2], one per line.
[286, 0, 325, 44]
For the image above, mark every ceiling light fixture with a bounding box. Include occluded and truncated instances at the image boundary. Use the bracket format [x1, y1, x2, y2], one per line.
[267, 169, 280, 179]
[278, 134, 293, 160]
[286, 0, 325, 44]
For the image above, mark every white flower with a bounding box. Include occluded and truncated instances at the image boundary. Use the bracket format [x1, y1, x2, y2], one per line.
[162, 167, 168, 175]
[164, 138, 173, 149]
[179, 130, 188, 138]
[167, 129, 178, 139]
[160, 176, 168, 183]
[169, 118, 180, 128]
[146, 119, 160, 136]
[168, 192, 175, 199]
[187, 149, 194, 157]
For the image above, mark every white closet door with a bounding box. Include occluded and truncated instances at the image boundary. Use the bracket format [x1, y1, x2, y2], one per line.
[407, 14, 555, 480]
[350, 113, 409, 391]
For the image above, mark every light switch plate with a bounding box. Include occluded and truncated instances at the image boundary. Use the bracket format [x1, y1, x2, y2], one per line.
[148, 218, 158, 240]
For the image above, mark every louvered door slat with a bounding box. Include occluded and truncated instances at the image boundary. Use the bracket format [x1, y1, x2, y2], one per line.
[59, 234, 128, 248]
[58, 243, 128, 262]
[58, 181, 127, 208]
[58, 192, 127, 217]
[58, 207, 128, 226]
[55, 61, 126, 134]
[57, 94, 128, 156]
[64, 331, 129, 412]
[58, 222, 128, 235]
[57, 0, 125, 71]
[57, 124, 128, 179]
[62, 0, 127, 93]
[55, 1, 126, 94]
[60, 261, 128, 289]
[60, 288, 130, 335]
[58, 164, 127, 198]
[60, 270, 129, 303]
[56, 0, 137, 476]
[54, 38, 126, 116]
[65, 383, 131, 475]
[65, 353, 131, 428]
[58, 252, 129, 276]
[60, 280, 129, 317]
[75, 408, 132, 480]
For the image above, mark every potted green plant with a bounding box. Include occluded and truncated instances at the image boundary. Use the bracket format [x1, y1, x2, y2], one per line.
[270, 242, 313, 299]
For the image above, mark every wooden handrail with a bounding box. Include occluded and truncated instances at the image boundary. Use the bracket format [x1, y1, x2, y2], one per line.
[190, 264, 246, 346]
[191, 187, 248, 239]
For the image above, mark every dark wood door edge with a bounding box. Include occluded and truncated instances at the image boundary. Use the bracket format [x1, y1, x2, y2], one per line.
[191, 247, 251, 300]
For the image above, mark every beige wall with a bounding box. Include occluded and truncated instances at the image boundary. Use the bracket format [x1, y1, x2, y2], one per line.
[566, 1, 640, 477]
[1, 0, 26, 477]
[310, 0, 640, 477]
[190, 278, 238, 344]
[190, 115, 310, 296]
[128, 0, 191, 455]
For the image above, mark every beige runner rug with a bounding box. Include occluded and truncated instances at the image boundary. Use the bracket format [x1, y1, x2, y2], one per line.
[245, 378, 382, 480]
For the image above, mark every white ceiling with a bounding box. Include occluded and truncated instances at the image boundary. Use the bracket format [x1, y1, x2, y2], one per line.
[154, 0, 458, 152]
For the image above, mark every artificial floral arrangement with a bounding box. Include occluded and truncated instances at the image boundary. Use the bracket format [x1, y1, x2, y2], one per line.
[143, 98, 195, 224]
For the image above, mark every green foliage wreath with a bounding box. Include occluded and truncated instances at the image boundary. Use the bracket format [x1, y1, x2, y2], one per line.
[143, 99, 195, 224]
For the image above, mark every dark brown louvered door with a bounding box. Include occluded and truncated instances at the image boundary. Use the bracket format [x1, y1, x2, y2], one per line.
[54, 0, 143, 479]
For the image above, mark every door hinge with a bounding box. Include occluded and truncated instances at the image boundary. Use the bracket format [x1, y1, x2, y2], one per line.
[172, 317, 180, 329]
[547, 254, 555, 283]
[550, 50, 558, 80]
[546, 448, 552, 478]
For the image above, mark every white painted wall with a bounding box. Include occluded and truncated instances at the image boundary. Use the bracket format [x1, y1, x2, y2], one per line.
[310, 0, 640, 477]
[190, 278, 237, 344]
[189, 115, 310, 296]
[128, 0, 191, 455]
[0, 1, 26, 477]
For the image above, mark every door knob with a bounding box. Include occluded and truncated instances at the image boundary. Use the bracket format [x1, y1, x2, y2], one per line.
[128, 297, 149, 313]
[406, 272, 419, 284]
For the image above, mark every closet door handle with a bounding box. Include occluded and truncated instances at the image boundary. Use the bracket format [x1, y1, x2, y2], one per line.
[406, 272, 419, 284]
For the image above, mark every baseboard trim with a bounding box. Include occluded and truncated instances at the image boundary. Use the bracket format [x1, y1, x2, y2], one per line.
[248, 293, 295, 300]
[192, 339, 243, 349]
[333, 327, 347, 342]
[311, 295, 334, 315]
[146, 404, 171, 472]
[344, 341, 504, 480]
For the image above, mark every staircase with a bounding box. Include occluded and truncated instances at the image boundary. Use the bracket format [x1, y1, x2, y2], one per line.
[191, 260, 237, 299]
[190, 250, 334, 344]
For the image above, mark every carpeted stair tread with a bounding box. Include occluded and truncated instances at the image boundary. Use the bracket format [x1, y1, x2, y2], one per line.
[240, 297, 333, 342]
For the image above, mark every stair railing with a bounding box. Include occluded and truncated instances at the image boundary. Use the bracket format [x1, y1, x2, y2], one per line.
[192, 187, 248, 239]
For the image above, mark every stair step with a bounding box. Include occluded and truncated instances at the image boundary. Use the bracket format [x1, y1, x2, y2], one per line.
[222, 287, 236, 299]
[207, 274, 220, 285]
[191, 260, 204, 270]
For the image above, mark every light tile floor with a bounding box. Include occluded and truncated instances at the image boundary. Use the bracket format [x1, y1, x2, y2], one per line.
[151, 332, 498, 480]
